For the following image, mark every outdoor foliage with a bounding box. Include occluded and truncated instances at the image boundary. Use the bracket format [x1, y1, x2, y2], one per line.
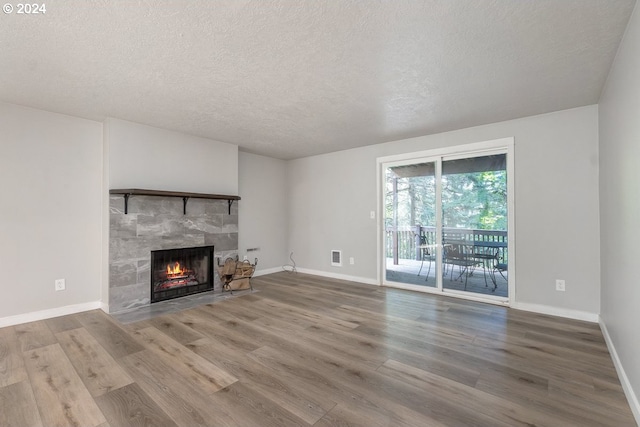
[385, 168, 507, 231]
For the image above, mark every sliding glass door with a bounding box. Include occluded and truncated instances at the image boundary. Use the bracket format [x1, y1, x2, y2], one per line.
[441, 154, 508, 298]
[384, 160, 438, 288]
[381, 141, 512, 304]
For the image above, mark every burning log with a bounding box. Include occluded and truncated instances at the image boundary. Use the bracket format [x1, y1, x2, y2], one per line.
[154, 274, 199, 291]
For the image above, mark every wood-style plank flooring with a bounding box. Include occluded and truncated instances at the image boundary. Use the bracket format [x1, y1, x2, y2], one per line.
[0, 272, 636, 426]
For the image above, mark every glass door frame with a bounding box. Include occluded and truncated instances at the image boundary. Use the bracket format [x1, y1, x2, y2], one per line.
[381, 155, 443, 294]
[376, 137, 515, 306]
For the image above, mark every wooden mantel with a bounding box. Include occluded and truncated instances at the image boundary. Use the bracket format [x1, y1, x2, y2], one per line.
[109, 188, 241, 215]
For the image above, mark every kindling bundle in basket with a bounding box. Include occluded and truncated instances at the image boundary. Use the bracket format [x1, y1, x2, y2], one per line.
[217, 256, 257, 292]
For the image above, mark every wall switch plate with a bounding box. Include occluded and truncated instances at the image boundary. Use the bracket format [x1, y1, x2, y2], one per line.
[349, 257, 355, 265]
[55, 279, 66, 291]
[370, 211, 375, 219]
[555, 279, 565, 291]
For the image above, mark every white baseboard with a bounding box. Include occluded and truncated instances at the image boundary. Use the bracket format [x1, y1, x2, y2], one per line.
[295, 268, 379, 286]
[253, 267, 283, 277]
[599, 317, 640, 425]
[0, 301, 103, 328]
[511, 302, 599, 323]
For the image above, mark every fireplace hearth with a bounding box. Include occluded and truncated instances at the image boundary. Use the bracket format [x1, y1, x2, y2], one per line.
[150, 245, 214, 303]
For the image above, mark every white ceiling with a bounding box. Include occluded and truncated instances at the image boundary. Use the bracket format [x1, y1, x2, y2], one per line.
[0, 1, 635, 160]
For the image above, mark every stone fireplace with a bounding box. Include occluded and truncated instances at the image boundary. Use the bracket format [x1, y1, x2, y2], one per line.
[109, 192, 238, 313]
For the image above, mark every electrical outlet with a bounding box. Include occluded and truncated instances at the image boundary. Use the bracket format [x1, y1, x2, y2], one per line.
[55, 278, 66, 291]
[555, 279, 565, 292]
[349, 257, 355, 265]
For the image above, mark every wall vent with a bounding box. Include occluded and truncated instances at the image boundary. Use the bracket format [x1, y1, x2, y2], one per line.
[331, 250, 342, 267]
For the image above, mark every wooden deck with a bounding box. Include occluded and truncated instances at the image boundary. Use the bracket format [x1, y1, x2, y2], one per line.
[0, 272, 634, 426]
[386, 258, 509, 297]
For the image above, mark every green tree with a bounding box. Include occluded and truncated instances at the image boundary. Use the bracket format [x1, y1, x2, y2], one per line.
[442, 170, 506, 230]
[386, 168, 506, 231]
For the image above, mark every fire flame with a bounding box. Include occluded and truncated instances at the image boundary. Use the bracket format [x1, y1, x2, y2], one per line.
[166, 262, 186, 277]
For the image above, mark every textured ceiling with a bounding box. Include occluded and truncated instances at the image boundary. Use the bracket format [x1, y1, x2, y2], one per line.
[0, 0, 635, 159]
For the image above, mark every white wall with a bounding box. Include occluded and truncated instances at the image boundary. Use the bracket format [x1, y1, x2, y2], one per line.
[106, 118, 238, 195]
[238, 152, 289, 273]
[288, 105, 601, 316]
[0, 102, 103, 321]
[599, 2, 640, 421]
[103, 118, 240, 312]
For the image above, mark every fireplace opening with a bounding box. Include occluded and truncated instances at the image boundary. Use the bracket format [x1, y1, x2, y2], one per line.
[150, 245, 214, 303]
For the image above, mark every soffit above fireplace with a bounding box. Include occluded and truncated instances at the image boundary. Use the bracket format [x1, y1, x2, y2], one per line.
[110, 188, 241, 215]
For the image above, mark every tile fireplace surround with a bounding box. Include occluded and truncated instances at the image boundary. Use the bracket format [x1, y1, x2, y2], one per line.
[109, 195, 238, 313]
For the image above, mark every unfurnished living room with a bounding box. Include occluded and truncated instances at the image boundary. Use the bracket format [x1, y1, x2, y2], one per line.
[1, 1, 639, 426]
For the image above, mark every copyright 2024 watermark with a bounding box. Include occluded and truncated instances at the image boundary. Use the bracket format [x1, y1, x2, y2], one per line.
[3, 3, 46, 14]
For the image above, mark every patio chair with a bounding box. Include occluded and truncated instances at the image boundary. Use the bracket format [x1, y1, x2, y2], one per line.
[491, 250, 507, 287]
[417, 233, 437, 281]
[443, 243, 480, 289]
[476, 249, 508, 292]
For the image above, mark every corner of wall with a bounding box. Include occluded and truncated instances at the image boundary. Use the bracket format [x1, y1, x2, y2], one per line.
[102, 118, 111, 308]
[599, 316, 640, 424]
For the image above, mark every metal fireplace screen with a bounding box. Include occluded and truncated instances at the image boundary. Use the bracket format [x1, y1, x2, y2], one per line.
[150, 245, 214, 303]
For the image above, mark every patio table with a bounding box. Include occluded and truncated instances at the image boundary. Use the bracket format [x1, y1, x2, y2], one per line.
[470, 241, 507, 290]
[442, 239, 507, 290]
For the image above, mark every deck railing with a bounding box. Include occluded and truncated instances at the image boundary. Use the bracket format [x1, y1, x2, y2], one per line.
[385, 225, 508, 265]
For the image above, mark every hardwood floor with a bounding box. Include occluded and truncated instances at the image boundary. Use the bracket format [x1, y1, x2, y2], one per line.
[0, 272, 635, 426]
